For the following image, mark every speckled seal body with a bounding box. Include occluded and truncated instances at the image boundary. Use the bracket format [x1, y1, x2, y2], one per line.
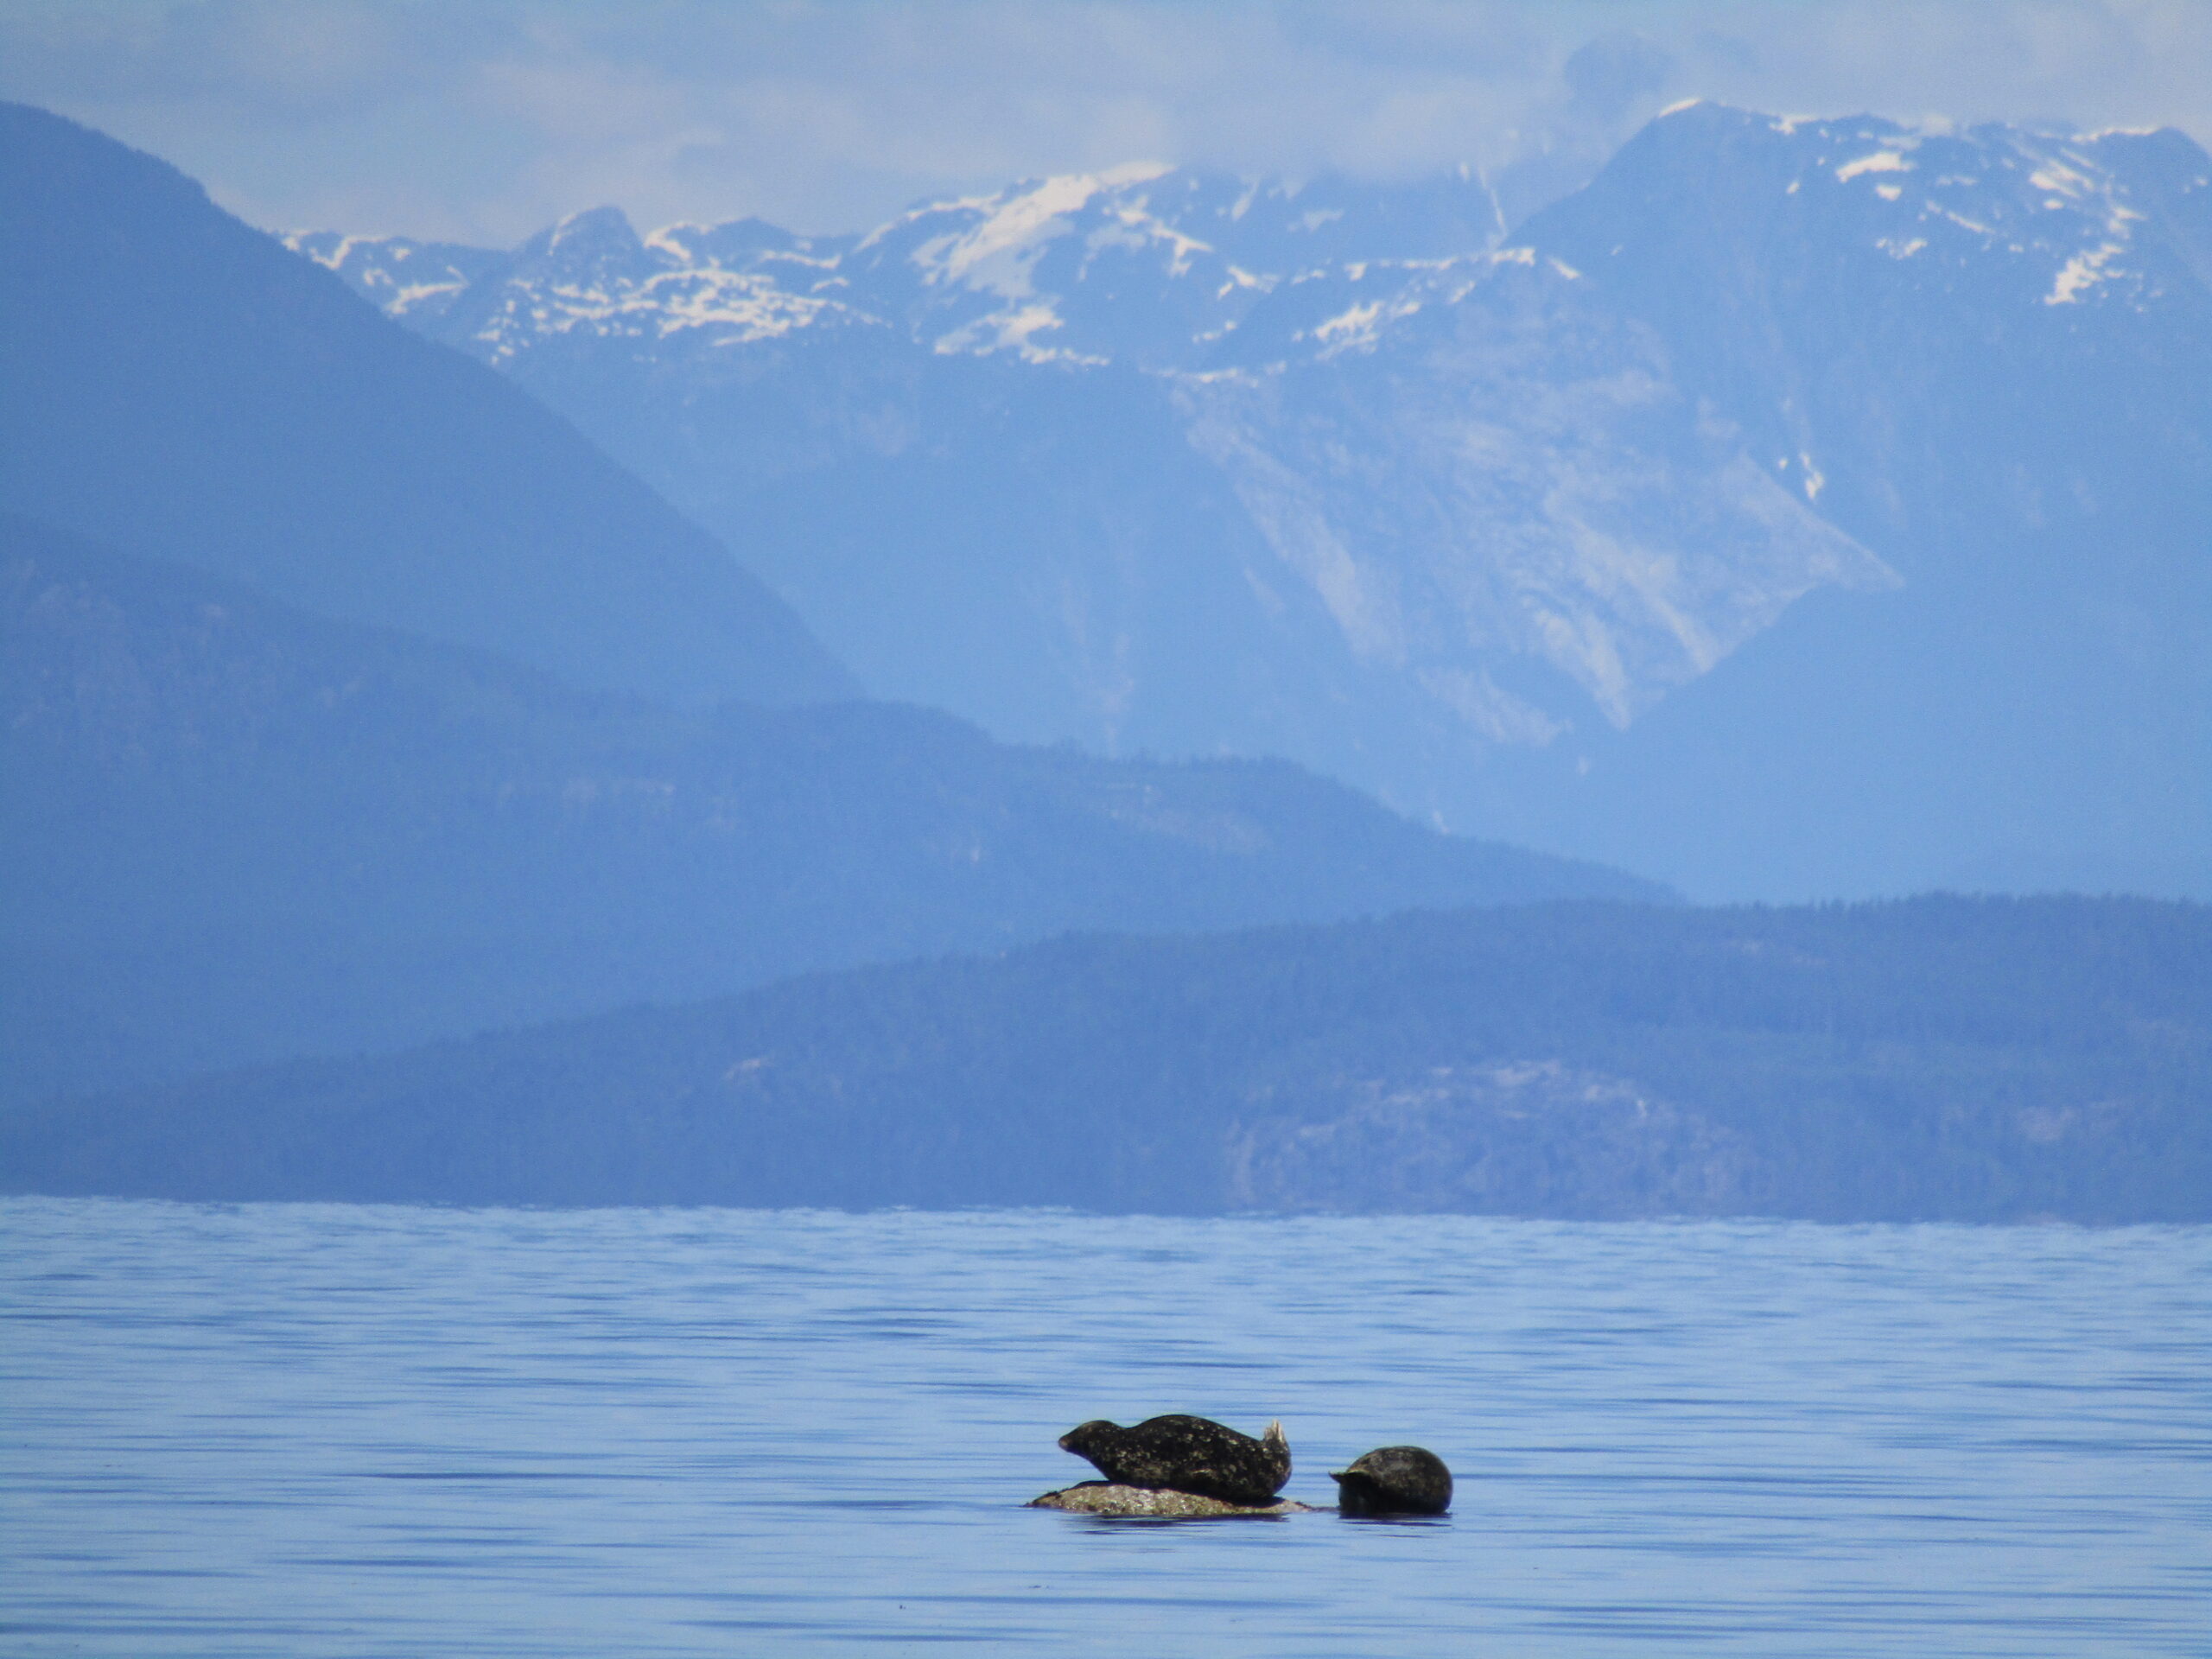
[1057, 1415, 1292, 1507]
[1330, 1446, 1452, 1516]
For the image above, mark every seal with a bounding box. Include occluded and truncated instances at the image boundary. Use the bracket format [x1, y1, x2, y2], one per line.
[1329, 1446, 1452, 1516]
[1057, 1414, 1292, 1507]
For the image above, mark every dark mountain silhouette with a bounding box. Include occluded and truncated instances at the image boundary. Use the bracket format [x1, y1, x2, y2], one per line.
[8, 893, 2202, 1222]
[2, 512, 1662, 1104]
[0, 101, 853, 707]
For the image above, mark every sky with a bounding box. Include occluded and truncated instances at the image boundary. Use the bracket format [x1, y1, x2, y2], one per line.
[4, 0, 2210, 245]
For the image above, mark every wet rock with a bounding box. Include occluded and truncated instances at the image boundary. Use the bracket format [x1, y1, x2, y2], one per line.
[1027, 1481, 1314, 1518]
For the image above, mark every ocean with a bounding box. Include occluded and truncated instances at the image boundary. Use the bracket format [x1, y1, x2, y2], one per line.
[3, 1198, 2205, 1655]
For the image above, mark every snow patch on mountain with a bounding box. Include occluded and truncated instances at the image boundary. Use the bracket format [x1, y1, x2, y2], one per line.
[292, 209, 870, 360]
[287, 231, 505, 321]
[909, 163, 1175, 289]
[1834, 149, 1914, 183]
[1718, 110, 2191, 314]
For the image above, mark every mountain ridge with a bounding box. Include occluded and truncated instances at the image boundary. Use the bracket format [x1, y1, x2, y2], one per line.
[3, 510, 1662, 1106]
[288, 103, 2212, 899]
[9, 893, 2201, 1222]
[0, 100, 854, 709]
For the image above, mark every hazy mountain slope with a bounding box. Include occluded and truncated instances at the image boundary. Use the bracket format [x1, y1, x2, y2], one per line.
[304, 176, 1894, 844]
[303, 109, 2211, 899]
[10, 895, 2201, 1223]
[0, 101, 852, 707]
[0, 513, 1661, 1104]
[1503, 105, 2212, 895]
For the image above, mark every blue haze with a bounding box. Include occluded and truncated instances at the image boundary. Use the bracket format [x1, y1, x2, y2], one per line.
[0, 106, 1654, 1109]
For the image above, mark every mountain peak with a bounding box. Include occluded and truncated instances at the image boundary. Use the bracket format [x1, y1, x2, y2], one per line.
[531, 203, 645, 262]
[1529, 100, 2212, 335]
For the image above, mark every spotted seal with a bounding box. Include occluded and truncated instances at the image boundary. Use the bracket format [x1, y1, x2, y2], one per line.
[1057, 1414, 1292, 1507]
[1329, 1446, 1452, 1516]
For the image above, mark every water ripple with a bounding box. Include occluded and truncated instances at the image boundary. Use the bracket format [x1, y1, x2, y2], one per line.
[3, 1198, 2206, 1656]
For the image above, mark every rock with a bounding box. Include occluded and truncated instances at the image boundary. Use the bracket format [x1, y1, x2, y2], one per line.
[1027, 1481, 1315, 1517]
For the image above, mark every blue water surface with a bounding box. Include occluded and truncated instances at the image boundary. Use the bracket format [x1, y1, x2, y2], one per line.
[3, 1198, 2206, 1656]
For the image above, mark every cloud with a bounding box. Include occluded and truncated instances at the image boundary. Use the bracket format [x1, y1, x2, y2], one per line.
[2, 0, 2206, 245]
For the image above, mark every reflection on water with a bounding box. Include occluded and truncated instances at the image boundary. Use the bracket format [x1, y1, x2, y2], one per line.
[3, 1198, 2206, 1656]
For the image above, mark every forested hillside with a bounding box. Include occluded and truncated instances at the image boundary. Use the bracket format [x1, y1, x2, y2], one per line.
[10, 895, 2202, 1221]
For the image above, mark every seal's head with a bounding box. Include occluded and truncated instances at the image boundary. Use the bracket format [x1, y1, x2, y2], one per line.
[1330, 1445, 1452, 1516]
[1058, 1421, 1120, 1457]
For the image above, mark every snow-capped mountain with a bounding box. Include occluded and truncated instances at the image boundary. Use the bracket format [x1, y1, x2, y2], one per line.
[1638, 105, 2206, 316]
[1518, 105, 2212, 529]
[289, 209, 874, 360]
[291, 103, 2211, 899]
[296, 105, 2202, 374]
[289, 154, 1880, 765]
[296, 163, 1516, 369]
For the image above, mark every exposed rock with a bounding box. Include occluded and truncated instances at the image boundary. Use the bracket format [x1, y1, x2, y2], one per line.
[1226, 1061, 1770, 1217]
[1028, 1481, 1314, 1517]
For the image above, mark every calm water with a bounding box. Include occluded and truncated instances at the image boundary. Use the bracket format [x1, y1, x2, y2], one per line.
[2, 1199, 2206, 1656]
